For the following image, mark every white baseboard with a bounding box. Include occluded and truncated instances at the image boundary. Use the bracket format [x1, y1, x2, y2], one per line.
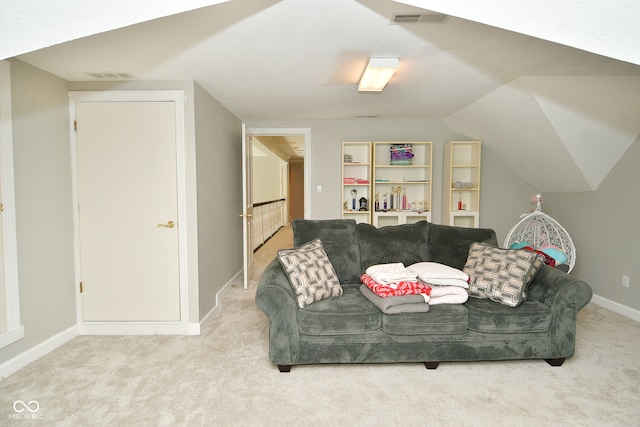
[188, 322, 201, 335]
[199, 269, 242, 332]
[0, 270, 244, 380]
[78, 321, 189, 336]
[591, 294, 640, 322]
[0, 325, 78, 380]
[0, 325, 24, 349]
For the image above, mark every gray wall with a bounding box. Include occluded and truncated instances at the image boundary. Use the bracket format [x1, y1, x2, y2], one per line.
[480, 146, 541, 242]
[543, 137, 640, 312]
[249, 118, 640, 314]
[247, 119, 539, 243]
[0, 59, 76, 362]
[3, 58, 637, 367]
[0, 62, 245, 368]
[193, 83, 243, 319]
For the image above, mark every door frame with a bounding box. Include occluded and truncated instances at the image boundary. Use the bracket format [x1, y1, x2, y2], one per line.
[69, 90, 191, 335]
[0, 60, 23, 348]
[241, 124, 254, 289]
[247, 127, 311, 219]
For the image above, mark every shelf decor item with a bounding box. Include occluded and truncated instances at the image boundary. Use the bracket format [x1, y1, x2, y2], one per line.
[342, 142, 372, 223]
[359, 197, 368, 211]
[389, 144, 414, 165]
[504, 194, 576, 273]
[372, 141, 432, 226]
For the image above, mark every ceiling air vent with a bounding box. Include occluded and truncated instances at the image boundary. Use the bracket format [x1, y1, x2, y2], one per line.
[84, 72, 136, 80]
[392, 12, 448, 24]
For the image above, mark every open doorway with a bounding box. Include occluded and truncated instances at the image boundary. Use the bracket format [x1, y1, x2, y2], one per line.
[248, 128, 310, 223]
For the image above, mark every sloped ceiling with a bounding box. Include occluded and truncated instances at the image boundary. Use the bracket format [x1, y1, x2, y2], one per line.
[3, 0, 640, 192]
[403, 0, 640, 191]
[445, 76, 640, 191]
[0, 0, 230, 59]
[397, 0, 640, 66]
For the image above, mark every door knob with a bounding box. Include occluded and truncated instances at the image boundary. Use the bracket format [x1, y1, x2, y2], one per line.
[158, 221, 175, 228]
[238, 214, 253, 218]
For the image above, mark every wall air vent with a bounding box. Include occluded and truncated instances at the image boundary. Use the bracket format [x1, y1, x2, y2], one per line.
[392, 12, 448, 24]
[84, 72, 136, 80]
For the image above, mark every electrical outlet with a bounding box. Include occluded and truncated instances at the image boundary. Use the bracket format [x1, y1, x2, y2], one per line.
[622, 275, 630, 288]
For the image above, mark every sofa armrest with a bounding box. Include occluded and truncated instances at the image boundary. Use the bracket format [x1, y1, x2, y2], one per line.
[527, 265, 593, 358]
[255, 258, 300, 366]
[528, 265, 592, 308]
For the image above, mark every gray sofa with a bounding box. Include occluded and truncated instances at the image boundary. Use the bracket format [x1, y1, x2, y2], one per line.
[255, 219, 592, 372]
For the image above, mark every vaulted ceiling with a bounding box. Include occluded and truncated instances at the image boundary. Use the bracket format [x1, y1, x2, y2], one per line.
[3, 0, 640, 191]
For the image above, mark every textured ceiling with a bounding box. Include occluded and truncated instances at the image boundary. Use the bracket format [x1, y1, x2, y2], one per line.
[6, 0, 640, 191]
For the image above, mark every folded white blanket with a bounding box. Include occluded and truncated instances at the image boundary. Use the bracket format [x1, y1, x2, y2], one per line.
[428, 285, 469, 305]
[407, 262, 469, 288]
[365, 262, 418, 287]
[425, 277, 469, 287]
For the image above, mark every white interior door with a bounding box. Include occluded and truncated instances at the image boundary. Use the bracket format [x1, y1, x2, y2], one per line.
[76, 101, 180, 321]
[241, 123, 254, 289]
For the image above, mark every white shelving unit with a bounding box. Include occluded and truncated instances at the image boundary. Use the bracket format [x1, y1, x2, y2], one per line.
[341, 142, 372, 224]
[442, 141, 481, 228]
[372, 142, 432, 227]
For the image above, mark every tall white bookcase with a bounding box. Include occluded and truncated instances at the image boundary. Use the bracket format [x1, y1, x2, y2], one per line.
[372, 142, 432, 227]
[341, 142, 372, 224]
[442, 141, 481, 228]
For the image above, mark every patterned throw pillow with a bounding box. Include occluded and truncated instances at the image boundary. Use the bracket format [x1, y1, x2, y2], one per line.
[463, 242, 544, 307]
[278, 238, 343, 309]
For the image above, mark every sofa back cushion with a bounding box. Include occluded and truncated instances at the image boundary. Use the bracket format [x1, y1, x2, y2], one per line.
[428, 223, 498, 270]
[357, 221, 430, 270]
[292, 219, 361, 283]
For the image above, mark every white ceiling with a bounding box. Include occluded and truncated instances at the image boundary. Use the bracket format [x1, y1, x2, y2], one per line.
[254, 135, 305, 161]
[7, 0, 640, 191]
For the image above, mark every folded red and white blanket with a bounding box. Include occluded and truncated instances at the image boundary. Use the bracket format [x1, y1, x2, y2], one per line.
[365, 263, 418, 288]
[360, 273, 431, 298]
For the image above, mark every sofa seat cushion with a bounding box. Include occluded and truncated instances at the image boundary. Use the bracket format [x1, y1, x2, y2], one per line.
[382, 304, 468, 335]
[298, 288, 381, 335]
[465, 298, 551, 333]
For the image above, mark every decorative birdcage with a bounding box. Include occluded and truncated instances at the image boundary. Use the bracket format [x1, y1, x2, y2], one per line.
[504, 194, 576, 273]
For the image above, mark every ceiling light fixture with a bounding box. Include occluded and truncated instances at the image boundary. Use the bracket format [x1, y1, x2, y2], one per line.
[358, 57, 399, 93]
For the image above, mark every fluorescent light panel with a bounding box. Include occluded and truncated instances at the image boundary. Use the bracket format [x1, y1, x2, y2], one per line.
[358, 57, 399, 92]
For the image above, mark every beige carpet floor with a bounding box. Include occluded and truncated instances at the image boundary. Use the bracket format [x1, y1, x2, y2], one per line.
[1, 226, 639, 426]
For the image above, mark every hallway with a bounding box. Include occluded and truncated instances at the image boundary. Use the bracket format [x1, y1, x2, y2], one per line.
[249, 225, 293, 286]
